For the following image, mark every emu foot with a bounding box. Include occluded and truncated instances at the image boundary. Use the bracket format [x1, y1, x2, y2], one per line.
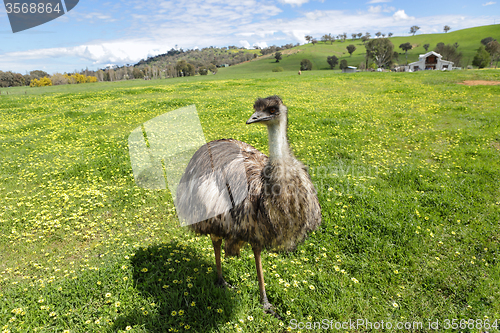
[215, 277, 233, 289]
[263, 301, 282, 320]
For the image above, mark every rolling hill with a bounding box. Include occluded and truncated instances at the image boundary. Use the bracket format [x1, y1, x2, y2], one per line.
[219, 24, 500, 75]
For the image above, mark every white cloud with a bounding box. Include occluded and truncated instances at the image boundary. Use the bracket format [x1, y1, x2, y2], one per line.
[393, 9, 414, 21]
[278, 0, 310, 6]
[80, 12, 116, 22]
[482, 1, 496, 5]
[368, 5, 382, 13]
[368, 5, 395, 13]
[253, 41, 268, 49]
[367, 0, 392, 3]
[2, 39, 172, 69]
[305, 10, 326, 20]
[239, 40, 251, 49]
[285, 30, 310, 44]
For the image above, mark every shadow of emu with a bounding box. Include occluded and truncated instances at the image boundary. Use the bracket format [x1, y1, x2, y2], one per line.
[112, 241, 236, 332]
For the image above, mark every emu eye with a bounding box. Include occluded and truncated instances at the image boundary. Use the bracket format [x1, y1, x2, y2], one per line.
[269, 108, 276, 113]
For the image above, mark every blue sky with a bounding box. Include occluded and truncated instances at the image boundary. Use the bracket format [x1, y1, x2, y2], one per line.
[1, 0, 498, 74]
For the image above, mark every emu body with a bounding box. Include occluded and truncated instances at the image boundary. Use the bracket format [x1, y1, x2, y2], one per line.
[176, 96, 321, 313]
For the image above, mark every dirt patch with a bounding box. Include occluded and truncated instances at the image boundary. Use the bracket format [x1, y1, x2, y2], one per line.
[491, 141, 500, 151]
[458, 80, 500, 86]
[282, 48, 302, 55]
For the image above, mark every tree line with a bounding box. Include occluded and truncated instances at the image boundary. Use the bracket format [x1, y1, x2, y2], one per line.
[0, 46, 263, 87]
[0, 69, 100, 88]
[0, 70, 49, 87]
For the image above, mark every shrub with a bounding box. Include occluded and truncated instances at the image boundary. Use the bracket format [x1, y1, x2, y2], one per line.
[51, 73, 69, 85]
[199, 67, 208, 75]
[30, 77, 52, 87]
[472, 46, 491, 68]
[300, 59, 312, 71]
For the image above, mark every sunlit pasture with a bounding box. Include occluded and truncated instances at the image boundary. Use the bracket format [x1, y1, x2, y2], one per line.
[1, 69, 499, 332]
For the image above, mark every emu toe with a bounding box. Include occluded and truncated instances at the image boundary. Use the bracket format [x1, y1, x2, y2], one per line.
[215, 277, 233, 289]
[263, 302, 282, 320]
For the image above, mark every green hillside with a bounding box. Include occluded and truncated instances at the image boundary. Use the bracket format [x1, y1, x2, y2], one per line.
[221, 24, 500, 74]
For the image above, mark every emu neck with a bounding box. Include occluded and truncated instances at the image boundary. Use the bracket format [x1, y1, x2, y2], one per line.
[267, 118, 290, 162]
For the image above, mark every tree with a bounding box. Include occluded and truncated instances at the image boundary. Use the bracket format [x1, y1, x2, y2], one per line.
[176, 60, 189, 76]
[300, 58, 313, 71]
[388, 32, 393, 37]
[410, 26, 420, 36]
[481, 37, 495, 46]
[322, 34, 333, 44]
[23, 74, 32, 86]
[29, 70, 49, 80]
[208, 64, 218, 74]
[186, 63, 196, 76]
[472, 46, 490, 68]
[352, 33, 357, 40]
[312, 39, 318, 45]
[346, 44, 356, 57]
[393, 51, 399, 62]
[132, 67, 143, 79]
[275, 51, 282, 63]
[328, 33, 334, 44]
[399, 42, 412, 64]
[199, 66, 209, 75]
[12, 73, 24, 86]
[444, 25, 450, 33]
[0, 71, 14, 87]
[375, 32, 382, 38]
[423, 43, 430, 52]
[339, 59, 348, 70]
[357, 32, 363, 39]
[327, 55, 339, 69]
[365, 32, 371, 39]
[434, 43, 463, 67]
[305, 35, 313, 43]
[51, 73, 69, 85]
[361, 35, 369, 44]
[485, 40, 500, 67]
[365, 38, 394, 68]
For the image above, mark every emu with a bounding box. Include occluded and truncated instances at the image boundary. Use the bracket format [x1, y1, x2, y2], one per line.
[176, 95, 321, 313]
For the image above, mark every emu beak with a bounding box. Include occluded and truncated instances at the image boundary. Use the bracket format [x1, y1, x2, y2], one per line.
[246, 110, 271, 124]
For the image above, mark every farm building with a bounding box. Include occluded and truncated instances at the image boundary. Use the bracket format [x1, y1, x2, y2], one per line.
[342, 66, 357, 73]
[408, 51, 454, 71]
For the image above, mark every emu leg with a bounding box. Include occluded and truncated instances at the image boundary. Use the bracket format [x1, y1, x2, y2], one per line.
[253, 246, 281, 319]
[211, 236, 230, 288]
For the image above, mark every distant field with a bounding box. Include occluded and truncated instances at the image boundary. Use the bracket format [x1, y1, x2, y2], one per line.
[1, 69, 499, 332]
[223, 24, 500, 74]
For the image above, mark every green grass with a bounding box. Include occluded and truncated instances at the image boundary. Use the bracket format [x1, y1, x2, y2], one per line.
[1, 69, 500, 332]
[222, 24, 500, 74]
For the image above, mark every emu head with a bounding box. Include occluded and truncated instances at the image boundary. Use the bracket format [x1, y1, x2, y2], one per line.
[246, 95, 287, 125]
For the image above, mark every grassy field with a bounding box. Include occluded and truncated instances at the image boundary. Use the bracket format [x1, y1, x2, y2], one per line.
[1, 69, 500, 332]
[225, 25, 500, 73]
